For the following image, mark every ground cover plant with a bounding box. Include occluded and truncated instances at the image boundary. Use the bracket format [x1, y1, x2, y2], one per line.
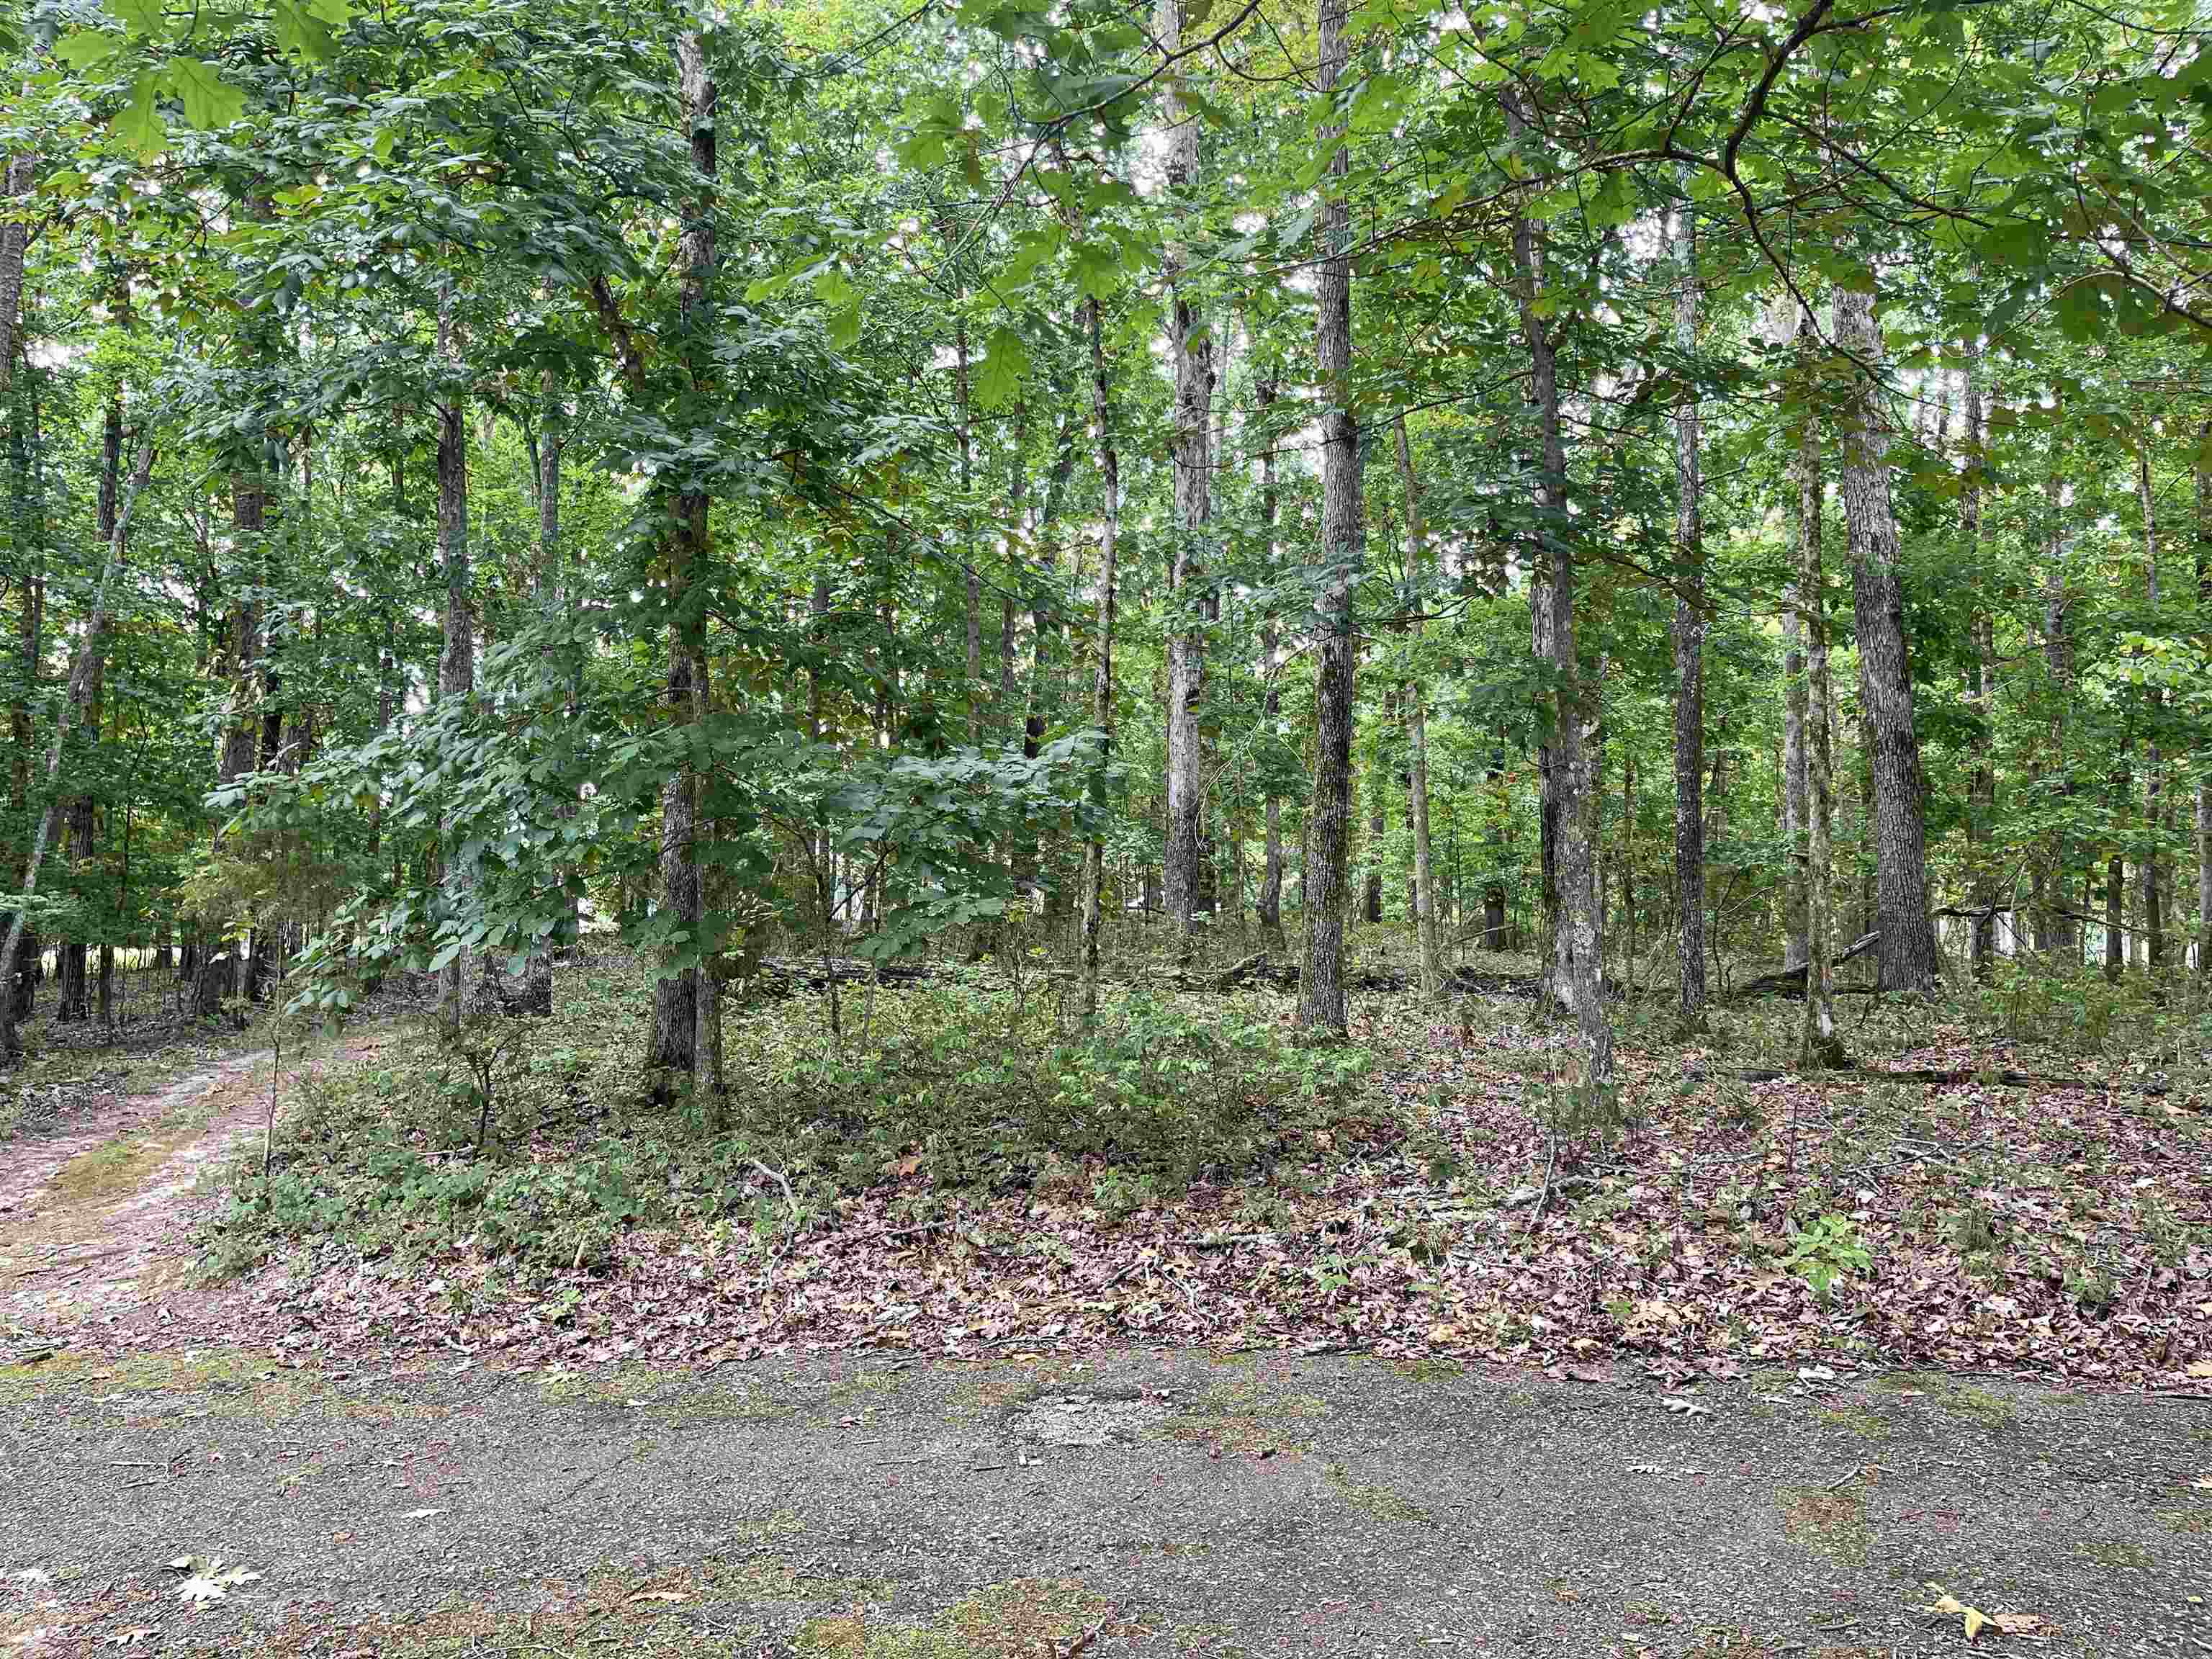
[187, 937, 2211, 1385]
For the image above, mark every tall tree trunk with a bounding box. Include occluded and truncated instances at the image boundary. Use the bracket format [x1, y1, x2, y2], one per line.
[1963, 347, 1997, 979]
[2041, 430, 2076, 957]
[1781, 603, 1808, 971]
[1671, 207, 1707, 1032]
[954, 317, 981, 744]
[197, 444, 266, 1020]
[1833, 281, 1940, 991]
[2197, 425, 2211, 976]
[1364, 695, 1390, 925]
[57, 395, 125, 1025]
[1, 150, 32, 886]
[650, 30, 718, 1089]
[1298, 0, 1361, 1039]
[1, 445, 153, 1056]
[1161, 0, 1215, 948]
[2136, 436, 2164, 975]
[1504, 91, 1610, 1084]
[1077, 283, 1119, 1025]
[527, 364, 566, 1005]
[1256, 383, 1286, 950]
[435, 282, 475, 1033]
[1791, 308, 1843, 1066]
[1393, 413, 1444, 996]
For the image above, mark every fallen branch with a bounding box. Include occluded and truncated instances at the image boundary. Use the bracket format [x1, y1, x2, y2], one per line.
[750, 1158, 801, 1220]
[1728, 932, 1880, 999]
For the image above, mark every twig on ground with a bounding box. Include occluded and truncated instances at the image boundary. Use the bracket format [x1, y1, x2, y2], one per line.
[750, 1159, 800, 1220]
[1525, 1131, 1560, 1233]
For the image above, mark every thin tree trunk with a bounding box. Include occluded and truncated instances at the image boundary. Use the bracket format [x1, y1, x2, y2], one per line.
[2136, 436, 2164, 975]
[1, 444, 153, 1056]
[1256, 382, 1286, 950]
[957, 317, 980, 745]
[650, 30, 718, 1090]
[1078, 282, 1119, 1025]
[1671, 207, 1707, 1031]
[1161, 0, 1215, 948]
[435, 282, 474, 1033]
[1791, 307, 1843, 1067]
[2042, 429, 2075, 956]
[1393, 413, 1444, 996]
[2197, 425, 2211, 975]
[1504, 90, 1610, 1084]
[1298, 0, 1360, 1039]
[1833, 281, 1940, 991]
[58, 394, 125, 1025]
[1963, 346, 1997, 980]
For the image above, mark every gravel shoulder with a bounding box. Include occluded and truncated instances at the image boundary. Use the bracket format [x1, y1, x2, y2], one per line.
[2, 1344, 2207, 1658]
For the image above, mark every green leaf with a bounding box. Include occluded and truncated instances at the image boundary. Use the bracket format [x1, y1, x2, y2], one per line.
[169, 58, 246, 129]
[271, 0, 338, 59]
[112, 71, 166, 156]
[105, 0, 164, 36]
[827, 302, 862, 349]
[974, 325, 1029, 410]
[54, 30, 126, 68]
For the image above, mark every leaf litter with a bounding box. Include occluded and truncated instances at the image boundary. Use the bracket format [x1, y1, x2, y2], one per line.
[51, 989, 2212, 1388]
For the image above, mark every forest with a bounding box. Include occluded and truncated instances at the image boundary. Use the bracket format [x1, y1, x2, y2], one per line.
[4, 0, 2212, 1376]
[5, 0, 2212, 1650]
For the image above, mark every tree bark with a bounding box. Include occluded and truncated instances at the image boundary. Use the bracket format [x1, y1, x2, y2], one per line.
[649, 29, 719, 1089]
[1256, 382, 1286, 951]
[1504, 91, 1611, 1084]
[1833, 281, 1940, 992]
[956, 314, 981, 744]
[1790, 307, 1843, 1067]
[2136, 436, 2164, 974]
[1393, 413, 1444, 996]
[1671, 207, 1707, 1031]
[1298, 0, 1361, 1039]
[1962, 347, 1996, 979]
[2041, 428, 2076, 957]
[1077, 282, 1119, 1025]
[4, 150, 37, 960]
[435, 281, 474, 1033]
[1, 444, 153, 1056]
[2198, 424, 2211, 975]
[1160, 0, 1215, 948]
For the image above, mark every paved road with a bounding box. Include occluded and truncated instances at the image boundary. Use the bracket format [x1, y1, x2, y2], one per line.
[2, 1345, 2206, 1657]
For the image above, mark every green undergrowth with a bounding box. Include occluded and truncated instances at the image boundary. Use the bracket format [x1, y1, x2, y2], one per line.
[197, 945, 1376, 1280]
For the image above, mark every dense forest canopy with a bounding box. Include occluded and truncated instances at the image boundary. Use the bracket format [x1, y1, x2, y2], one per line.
[4, 0, 2212, 1095]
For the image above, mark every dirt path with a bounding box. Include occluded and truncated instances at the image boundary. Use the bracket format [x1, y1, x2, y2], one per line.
[0, 1030, 382, 1337]
[1, 1345, 2207, 1658]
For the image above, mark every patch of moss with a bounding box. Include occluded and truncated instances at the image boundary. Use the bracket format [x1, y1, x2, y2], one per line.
[1386, 1354, 1465, 1382]
[796, 1580, 1112, 1658]
[1938, 1383, 2020, 1431]
[2080, 1537, 2155, 1569]
[1159, 1370, 1330, 1455]
[1323, 1461, 1434, 1526]
[1816, 1404, 1891, 1441]
[1779, 1486, 1871, 1566]
[945, 1357, 1073, 1422]
[2165, 1506, 2211, 1535]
